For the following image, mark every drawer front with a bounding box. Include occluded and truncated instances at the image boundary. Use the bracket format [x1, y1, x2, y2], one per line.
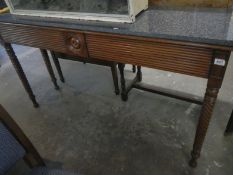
[0, 23, 88, 58]
[86, 34, 213, 78]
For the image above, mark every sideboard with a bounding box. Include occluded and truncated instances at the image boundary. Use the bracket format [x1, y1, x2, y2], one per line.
[0, 7, 233, 167]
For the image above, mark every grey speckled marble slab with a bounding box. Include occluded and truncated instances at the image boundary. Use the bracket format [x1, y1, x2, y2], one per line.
[0, 7, 233, 47]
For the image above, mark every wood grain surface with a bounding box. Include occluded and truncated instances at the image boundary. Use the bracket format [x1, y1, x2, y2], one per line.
[86, 33, 213, 78]
[0, 22, 219, 78]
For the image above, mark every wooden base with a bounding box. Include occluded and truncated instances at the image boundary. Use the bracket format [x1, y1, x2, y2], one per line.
[51, 52, 120, 95]
[118, 63, 203, 105]
[3, 43, 39, 108]
[40, 49, 60, 90]
[118, 49, 230, 168]
[0, 19, 231, 168]
[51, 51, 65, 83]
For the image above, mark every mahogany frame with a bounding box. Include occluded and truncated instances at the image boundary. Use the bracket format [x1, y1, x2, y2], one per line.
[0, 21, 232, 168]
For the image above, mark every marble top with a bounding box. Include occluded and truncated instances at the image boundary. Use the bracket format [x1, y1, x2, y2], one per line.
[0, 7, 233, 47]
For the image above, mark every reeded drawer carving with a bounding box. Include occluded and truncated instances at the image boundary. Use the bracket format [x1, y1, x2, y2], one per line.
[86, 34, 213, 78]
[0, 24, 88, 58]
[0, 23, 213, 78]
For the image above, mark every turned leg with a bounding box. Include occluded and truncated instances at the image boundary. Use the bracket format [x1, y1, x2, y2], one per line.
[118, 63, 128, 101]
[132, 65, 136, 73]
[40, 49, 59, 90]
[50, 51, 65, 83]
[4, 43, 39, 108]
[137, 66, 142, 82]
[189, 87, 219, 167]
[110, 63, 120, 95]
[189, 50, 230, 167]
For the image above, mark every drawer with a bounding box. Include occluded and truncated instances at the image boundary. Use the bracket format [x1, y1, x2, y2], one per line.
[0, 23, 88, 58]
[86, 33, 213, 78]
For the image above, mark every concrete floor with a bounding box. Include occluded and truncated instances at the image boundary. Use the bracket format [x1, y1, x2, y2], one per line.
[0, 45, 233, 175]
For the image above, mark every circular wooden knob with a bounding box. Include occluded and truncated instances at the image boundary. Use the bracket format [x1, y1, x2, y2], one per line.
[70, 37, 81, 49]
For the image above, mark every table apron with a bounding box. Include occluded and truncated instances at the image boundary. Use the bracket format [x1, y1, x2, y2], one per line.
[0, 23, 213, 78]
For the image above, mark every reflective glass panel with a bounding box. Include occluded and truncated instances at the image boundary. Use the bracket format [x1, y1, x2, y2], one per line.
[10, 0, 129, 14]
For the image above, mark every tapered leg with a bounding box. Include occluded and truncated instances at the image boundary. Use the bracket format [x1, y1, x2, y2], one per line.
[40, 49, 59, 90]
[110, 63, 120, 95]
[4, 43, 39, 108]
[118, 63, 128, 101]
[189, 50, 230, 167]
[137, 66, 142, 82]
[132, 65, 136, 73]
[50, 51, 65, 83]
[189, 87, 219, 167]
